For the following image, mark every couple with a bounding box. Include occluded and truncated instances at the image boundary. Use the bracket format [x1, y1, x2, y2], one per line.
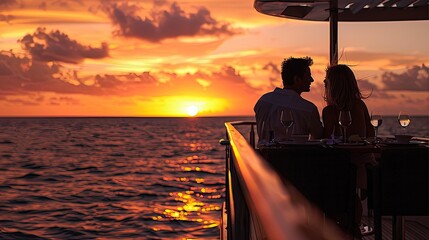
[254, 56, 374, 143]
[254, 56, 375, 237]
[254, 56, 375, 189]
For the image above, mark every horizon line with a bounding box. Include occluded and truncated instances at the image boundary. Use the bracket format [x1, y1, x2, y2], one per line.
[0, 115, 256, 118]
[0, 115, 428, 118]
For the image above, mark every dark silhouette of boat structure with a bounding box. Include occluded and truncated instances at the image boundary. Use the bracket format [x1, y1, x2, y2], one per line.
[220, 1, 429, 239]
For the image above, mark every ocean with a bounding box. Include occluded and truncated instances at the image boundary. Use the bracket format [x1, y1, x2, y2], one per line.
[0, 116, 427, 240]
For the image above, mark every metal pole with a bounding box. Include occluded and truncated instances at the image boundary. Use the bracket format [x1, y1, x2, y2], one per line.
[330, 0, 339, 65]
[250, 123, 255, 149]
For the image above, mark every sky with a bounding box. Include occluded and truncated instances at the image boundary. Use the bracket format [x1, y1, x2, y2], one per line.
[0, 0, 428, 117]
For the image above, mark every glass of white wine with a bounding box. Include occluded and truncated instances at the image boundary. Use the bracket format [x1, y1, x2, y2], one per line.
[370, 113, 383, 143]
[280, 109, 294, 140]
[339, 110, 352, 143]
[398, 112, 411, 132]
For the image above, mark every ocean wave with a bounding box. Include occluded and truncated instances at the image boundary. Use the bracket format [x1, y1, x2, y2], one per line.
[0, 228, 47, 240]
[45, 226, 90, 239]
[0, 117, 259, 239]
[15, 173, 41, 179]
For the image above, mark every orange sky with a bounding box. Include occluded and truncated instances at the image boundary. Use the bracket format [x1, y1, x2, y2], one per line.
[0, 0, 428, 117]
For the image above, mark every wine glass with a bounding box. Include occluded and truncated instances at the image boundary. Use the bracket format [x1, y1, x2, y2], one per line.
[280, 109, 294, 140]
[339, 110, 352, 143]
[370, 113, 383, 143]
[398, 112, 411, 133]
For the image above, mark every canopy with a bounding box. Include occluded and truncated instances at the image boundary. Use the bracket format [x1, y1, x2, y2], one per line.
[254, 0, 429, 21]
[254, 0, 429, 64]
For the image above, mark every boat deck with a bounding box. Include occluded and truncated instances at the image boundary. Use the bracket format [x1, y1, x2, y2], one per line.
[361, 216, 429, 240]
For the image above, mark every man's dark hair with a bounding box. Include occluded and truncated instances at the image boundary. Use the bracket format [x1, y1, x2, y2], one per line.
[281, 56, 313, 86]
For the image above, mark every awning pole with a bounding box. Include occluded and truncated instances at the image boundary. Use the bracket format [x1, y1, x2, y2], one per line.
[330, 0, 338, 65]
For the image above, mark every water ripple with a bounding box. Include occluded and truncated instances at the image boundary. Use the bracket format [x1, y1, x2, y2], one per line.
[0, 117, 258, 239]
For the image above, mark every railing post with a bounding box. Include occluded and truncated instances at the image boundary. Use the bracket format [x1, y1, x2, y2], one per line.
[219, 138, 230, 240]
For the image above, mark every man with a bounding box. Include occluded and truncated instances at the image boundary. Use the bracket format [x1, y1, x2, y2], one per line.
[254, 56, 323, 143]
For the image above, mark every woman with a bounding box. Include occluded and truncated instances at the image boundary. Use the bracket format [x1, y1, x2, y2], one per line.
[322, 64, 374, 141]
[322, 64, 376, 238]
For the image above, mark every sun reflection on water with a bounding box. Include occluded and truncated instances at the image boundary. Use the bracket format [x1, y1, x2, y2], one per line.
[151, 155, 221, 233]
[151, 189, 220, 228]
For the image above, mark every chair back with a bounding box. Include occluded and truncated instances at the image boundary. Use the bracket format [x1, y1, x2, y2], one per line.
[261, 146, 356, 235]
[379, 146, 429, 216]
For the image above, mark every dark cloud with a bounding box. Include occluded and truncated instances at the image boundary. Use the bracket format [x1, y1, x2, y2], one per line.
[337, 51, 427, 67]
[36, 0, 85, 10]
[357, 79, 395, 99]
[0, 0, 16, 23]
[399, 94, 427, 105]
[1, 94, 44, 106]
[0, 50, 197, 97]
[262, 62, 281, 87]
[4, 98, 40, 106]
[212, 65, 246, 84]
[262, 62, 280, 74]
[157, 64, 253, 90]
[0, 46, 258, 101]
[49, 96, 80, 106]
[153, 0, 168, 7]
[0, 14, 14, 23]
[0, 94, 79, 107]
[382, 64, 429, 91]
[0, 0, 17, 7]
[105, 2, 237, 42]
[18, 27, 109, 64]
[0, 50, 101, 95]
[94, 72, 157, 89]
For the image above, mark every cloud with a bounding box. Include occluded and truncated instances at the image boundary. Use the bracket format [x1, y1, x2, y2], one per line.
[0, 14, 14, 23]
[0, 50, 97, 95]
[93, 72, 158, 90]
[153, 0, 169, 7]
[212, 65, 247, 84]
[337, 50, 427, 67]
[0, 50, 258, 100]
[104, 2, 237, 42]
[2, 94, 44, 106]
[0, 0, 17, 7]
[0, 0, 16, 23]
[0, 50, 163, 97]
[18, 27, 109, 64]
[357, 78, 395, 99]
[48, 96, 80, 106]
[382, 64, 429, 91]
[262, 61, 281, 87]
[3, 98, 40, 106]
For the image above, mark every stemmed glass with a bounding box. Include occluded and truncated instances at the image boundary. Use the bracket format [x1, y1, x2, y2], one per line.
[280, 109, 294, 140]
[339, 110, 352, 143]
[398, 112, 411, 133]
[370, 113, 383, 143]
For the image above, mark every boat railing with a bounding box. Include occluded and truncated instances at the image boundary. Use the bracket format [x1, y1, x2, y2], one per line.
[220, 121, 345, 240]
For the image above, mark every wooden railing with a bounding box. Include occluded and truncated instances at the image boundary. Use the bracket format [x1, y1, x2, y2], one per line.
[221, 121, 346, 240]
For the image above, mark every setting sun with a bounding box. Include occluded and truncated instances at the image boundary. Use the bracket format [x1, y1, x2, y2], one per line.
[0, 0, 427, 117]
[186, 105, 199, 117]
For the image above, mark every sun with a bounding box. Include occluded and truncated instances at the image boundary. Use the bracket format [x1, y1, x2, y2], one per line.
[186, 105, 199, 117]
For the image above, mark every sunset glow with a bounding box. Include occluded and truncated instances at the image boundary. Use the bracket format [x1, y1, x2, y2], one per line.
[0, 0, 427, 116]
[186, 106, 199, 117]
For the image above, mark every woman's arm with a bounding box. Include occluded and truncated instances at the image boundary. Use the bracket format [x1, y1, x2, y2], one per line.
[322, 106, 336, 139]
[350, 100, 374, 138]
[363, 101, 375, 138]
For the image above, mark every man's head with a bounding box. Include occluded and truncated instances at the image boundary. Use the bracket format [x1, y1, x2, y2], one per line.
[281, 57, 314, 94]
